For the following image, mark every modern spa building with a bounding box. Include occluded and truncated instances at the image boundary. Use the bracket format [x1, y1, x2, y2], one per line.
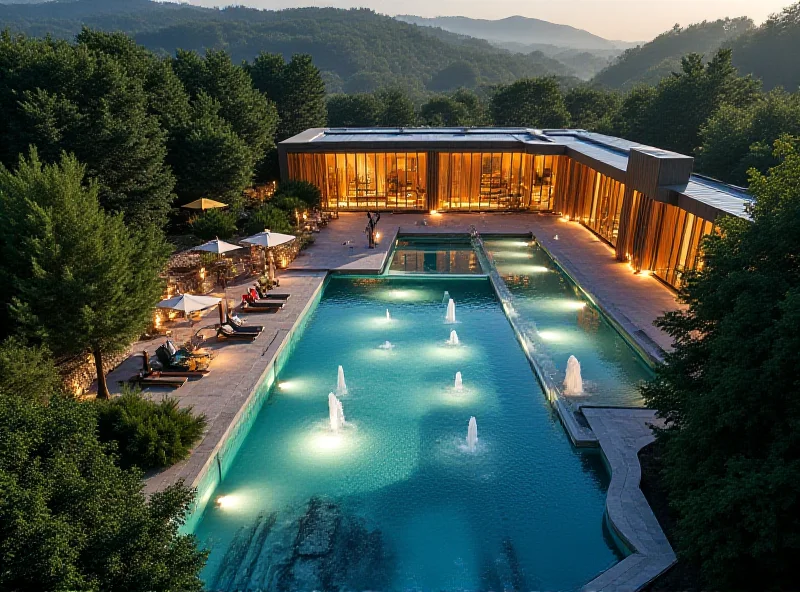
[278, 127, 752, 290]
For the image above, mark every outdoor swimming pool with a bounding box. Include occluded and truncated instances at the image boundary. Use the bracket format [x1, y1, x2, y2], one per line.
[194, 276, 623, 591]
[483, 237, 652, 407]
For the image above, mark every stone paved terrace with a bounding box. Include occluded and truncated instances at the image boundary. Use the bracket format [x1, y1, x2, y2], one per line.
[582, 407, 676, 592]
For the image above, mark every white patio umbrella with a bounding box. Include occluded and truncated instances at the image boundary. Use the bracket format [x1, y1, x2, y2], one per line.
[190, 237, 242, 255]
[240, 229, 296, 249]
[156, 293, 221, 314]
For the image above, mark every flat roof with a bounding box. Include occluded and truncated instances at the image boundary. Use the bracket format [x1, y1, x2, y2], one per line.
[283, 127, 555, 145]
[280, 127, 752, 219]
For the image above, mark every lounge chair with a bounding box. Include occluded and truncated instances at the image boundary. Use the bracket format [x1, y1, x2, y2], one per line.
[217, 324, 259, 340]
[239, 303, 281, 314]
[133, 375, 187, 388]
[147, 369, 208, 379]
[164, 339, 208, 360]
[241, 294, 285, 309]
[253, 285, 292, 300]
[154, 344, 209, 373]
[226, 314, 263, 333]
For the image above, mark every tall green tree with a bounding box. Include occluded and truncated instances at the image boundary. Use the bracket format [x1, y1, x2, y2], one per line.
[697, 89, 800, 185]
[249, 53, 327, 140]
[0, 151, 170, 399]
[643, 137, 800, 589]
[610, 49, 760, 155]
[0, 392, 207, 591]
[564, 86, 621, 130]
[490, 77, 570, 128]
[327, 93, 382, 127]
[420, 96, 471, 126]
[75, 28, 191, 133]
[171, 92, 254, 207]
[376, 87, 417, 126]
[0, 32, 176, 227]
[173, 49, 278, 165]
[450, 88, 490, 126]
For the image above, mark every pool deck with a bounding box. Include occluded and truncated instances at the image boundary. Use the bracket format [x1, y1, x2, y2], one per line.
[582, 408, 677, 592]
[130, 212, 678, 591]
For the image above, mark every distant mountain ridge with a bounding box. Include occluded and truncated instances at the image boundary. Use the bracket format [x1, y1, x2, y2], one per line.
[592, 17, 755, 89]
[395, 15, 638, 51]
[0, 0, 577, 93]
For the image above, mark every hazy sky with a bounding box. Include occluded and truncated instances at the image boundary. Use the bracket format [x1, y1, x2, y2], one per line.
[179, 0, 791, 41]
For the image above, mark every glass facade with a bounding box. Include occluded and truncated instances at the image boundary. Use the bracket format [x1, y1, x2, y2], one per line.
[650, 203, 716, 289]
[287, 152, 428, 210]
[285, 146, 724, 291]
[560, 161, 627, 246]
[436, 152, 559, 211]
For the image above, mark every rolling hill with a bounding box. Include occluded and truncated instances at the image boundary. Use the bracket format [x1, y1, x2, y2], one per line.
[395, 14, 634, 51]
[0, 0, 575, 93]
[592, 17, 754, 89]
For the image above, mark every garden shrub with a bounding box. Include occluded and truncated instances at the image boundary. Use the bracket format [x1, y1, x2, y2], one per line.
[244, 203, 293, 235]
[96, 388, 206, 470]
[273, 180, 321, 208]
[188, 208, 237, 240]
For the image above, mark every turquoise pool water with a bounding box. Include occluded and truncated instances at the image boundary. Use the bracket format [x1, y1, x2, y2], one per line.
[195, 277, 622, 591]
[484, 237, 652, 407]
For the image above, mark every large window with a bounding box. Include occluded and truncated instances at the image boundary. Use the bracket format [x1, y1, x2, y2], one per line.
[287, 152, 427, 210]
[435, 152, 559, 211]
[650, 203, 715, 289]
[558, 160, 627, 246]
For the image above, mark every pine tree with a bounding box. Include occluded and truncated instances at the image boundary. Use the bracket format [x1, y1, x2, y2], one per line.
[249, 52, 327, 140]
[0, 34, 176, 227]
[0, 150, 170, 399]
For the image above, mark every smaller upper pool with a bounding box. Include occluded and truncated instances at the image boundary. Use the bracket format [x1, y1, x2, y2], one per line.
[388, 236, 483, 275]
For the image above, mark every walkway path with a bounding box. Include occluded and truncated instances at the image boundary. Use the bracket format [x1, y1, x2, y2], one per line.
[582, 408, 676, 592]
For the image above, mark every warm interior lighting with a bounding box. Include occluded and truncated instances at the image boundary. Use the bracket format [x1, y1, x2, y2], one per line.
[429, 209, 440, 216]
[154, 314, 161, 329]
[199, 267, 206, 280]
[560, 215, 570, 222]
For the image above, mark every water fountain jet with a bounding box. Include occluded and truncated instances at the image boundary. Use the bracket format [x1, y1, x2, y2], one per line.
[466, 417, 478, 452]
[379, 341, 394, 350]
[454, 371, 463, 392]
[445, 299, 456, 324]
[328, 393, 345, 432]
[563, 355, 583, 395]
[337, 365, 347, 395]
[385, 309, 391, 321]
[447, 330, 460, 346]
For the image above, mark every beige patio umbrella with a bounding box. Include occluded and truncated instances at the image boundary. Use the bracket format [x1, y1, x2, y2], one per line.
[181, 198, 228, 211]
[156, 293, 221, 313]
[241, 229, 296, 278]
[240, 229, 296, 249]
[157, 293, 224, 325]
[189, 237, 242, 255]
